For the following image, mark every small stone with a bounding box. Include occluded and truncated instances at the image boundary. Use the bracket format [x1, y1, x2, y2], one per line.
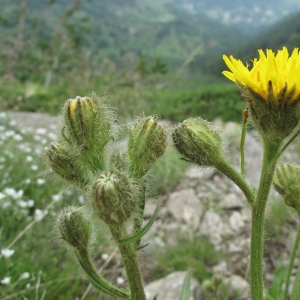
[220, 193, 245, 210]
[213, 261, 228, 274]
[145, 271, 201, 300]
[229, 211, 245, 232]
[200, 211, 224, 246]
[223, 275, 250, 300]
[167, 189, 203, 230]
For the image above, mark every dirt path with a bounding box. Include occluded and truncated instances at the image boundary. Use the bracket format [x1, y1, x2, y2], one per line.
[7, 111, 59, 132]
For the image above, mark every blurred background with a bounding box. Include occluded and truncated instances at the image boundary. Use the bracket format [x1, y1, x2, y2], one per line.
[2, 0, 300, 122]
[1, 1, 300, 299]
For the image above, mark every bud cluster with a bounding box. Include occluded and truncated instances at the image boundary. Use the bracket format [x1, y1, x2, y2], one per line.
[45, 94, 167, 245]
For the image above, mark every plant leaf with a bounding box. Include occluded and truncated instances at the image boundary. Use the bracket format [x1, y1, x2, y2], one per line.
[119, 197, 162, 245]
[179, 270, 191, 300]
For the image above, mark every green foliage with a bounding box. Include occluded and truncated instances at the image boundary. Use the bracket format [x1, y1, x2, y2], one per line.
[264, 258, 286, 300]
[152, 235, 220, 282]
[147, 83, 244, 122]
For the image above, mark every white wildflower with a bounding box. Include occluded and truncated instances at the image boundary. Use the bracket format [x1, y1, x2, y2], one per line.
[18, 200, 28, 208]
[1, 249, 15, 258]
[78, 195, 85, 204]
[31, 165, 38, 171]
[9, 120, 17, 126]
[36, 128, 47, 135]
[117, 277, 125, 285]
[5, 130, 15, 137]
[1, 277, 11, 284]
[13, 134, 23, 141]
[21, 272, 30, 279]
[101, 253, 109, 260]
[36, 178, 46, 185]
[51, 194, 62, 202]
[27, 199, 35, 207]
[34, 209, 48, 221]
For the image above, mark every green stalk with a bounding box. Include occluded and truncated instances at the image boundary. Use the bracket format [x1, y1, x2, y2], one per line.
[291, 260, 300, 300]
[216, 160, 255, 206]
[285, 222, 300, 300]
[250, 139, 282, 300]
[75, 248, 130, 299]
[111, 227, 146, 300]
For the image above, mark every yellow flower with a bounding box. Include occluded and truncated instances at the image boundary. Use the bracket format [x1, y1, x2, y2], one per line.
[222, 47, 300, 105]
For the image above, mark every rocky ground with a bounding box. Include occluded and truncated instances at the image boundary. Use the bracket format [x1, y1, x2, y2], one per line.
[7, 111, 300, 300]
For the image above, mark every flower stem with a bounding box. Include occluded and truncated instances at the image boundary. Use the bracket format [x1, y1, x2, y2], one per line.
[111, 227, 146, 300]
[216, 160, 255, 206]
[75, 248, 130, 299]
[285, 222, 300, 300]
[250, 139, 281, 300]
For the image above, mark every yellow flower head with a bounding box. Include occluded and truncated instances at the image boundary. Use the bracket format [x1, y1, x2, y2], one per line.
[222, 47, 300, 105]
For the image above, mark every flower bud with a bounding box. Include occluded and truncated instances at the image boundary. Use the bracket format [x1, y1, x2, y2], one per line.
[58, 207, 92, 249]
[92, 171, 137, 226]
[45, 141, 88, 189]
[202, 279, 216, 295]
[172, 118, 224, 167]
[62, 95, 114, 171]
[128, 116, 166, 179]
[273, 164, 300, 214]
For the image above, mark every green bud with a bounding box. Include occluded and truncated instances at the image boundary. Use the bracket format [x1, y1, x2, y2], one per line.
[202, 279, 216, 295]
[45, 141, 88, 189]
[211, 274, 223, 288]
[62, 95, 115, 171]
[172, 118, 224, 167]
[273, 164, 300, 214]
[128, 116, 166, 179]
[58, 207, 92, 249]
[92, 171, 137, 226]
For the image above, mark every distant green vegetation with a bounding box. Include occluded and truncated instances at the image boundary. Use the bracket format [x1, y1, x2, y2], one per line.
[192, 11, 300, 76]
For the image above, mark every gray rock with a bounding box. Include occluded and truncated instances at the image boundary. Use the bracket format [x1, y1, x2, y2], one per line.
[167, 189, 203, 230]
[223, 275, 250, 300]
[145, 271, 202, 300]
[220, 193, 245, 210]
[229, 211, 245, 233]
[200, 211, 224, 246]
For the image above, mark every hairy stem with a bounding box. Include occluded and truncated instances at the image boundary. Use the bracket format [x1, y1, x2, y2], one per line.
[111, 227, 146, 300]
[75, 248, 130, 299]
[250, 139, 281, 300]
[216, 160, 255, 206]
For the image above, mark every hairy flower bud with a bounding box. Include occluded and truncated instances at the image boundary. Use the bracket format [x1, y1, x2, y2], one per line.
[58, 207, 92, 249]
[274, 164, 300, 214]
[92, 171, 137, 226]
[45, 141, 88, 189]
[62, 95, 114, 171]
[128, 116, 166, 179]
[172, 118, 224, 167]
